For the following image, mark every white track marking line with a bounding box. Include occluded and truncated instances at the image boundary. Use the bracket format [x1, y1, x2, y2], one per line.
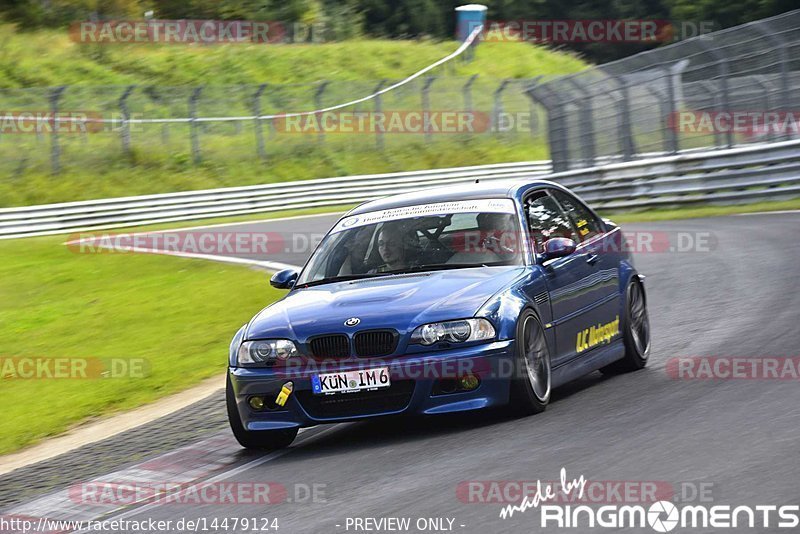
[736, 209, 800, 216]
[80, 243, 301, 272]
[70, 424, 346, 532]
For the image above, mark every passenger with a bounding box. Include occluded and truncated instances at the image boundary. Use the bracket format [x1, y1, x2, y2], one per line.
[338, 226, 373, 275]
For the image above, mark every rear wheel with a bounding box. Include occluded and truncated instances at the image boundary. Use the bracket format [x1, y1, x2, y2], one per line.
[226, 375, 298, 450]
[510, 310, 551, 415]
[601, 278, 650, 374]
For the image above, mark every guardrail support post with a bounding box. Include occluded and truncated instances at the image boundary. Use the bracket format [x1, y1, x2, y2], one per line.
[49, 86, 67, 175]
[253, 84, 268, 159]
[119, 85, 136, 157]
[189, 87, 203, 164]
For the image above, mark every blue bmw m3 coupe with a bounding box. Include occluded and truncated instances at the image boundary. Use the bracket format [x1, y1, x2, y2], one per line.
[226, 179, 650, 449]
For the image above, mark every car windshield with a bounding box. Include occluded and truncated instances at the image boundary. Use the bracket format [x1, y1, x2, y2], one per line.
[296, 199, 524, 287]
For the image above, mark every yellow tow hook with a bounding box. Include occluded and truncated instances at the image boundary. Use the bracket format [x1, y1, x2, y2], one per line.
[275, 381, 294, 407]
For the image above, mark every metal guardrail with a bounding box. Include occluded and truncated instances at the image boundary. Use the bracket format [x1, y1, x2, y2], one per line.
[555, 139, 800, 210]
[0, 161, 552, 238]
[1, 139, 798, 239]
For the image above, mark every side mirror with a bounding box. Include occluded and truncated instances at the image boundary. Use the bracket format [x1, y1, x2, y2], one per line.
[270, 268, 298, 289]
[542, 238, 577, 262]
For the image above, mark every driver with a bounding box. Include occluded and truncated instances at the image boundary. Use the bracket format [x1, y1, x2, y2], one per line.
[372, 222, 417, 273]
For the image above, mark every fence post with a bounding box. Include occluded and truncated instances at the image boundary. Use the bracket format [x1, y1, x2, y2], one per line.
[664, 66, 682, 154]
[639, 80, 673, 156]
[373, 79, 387, 150]
[753, 75, 776, 143]
[49, 86, 67, 174]
[566, 78, 596, 166]
[695, 40, 733, 148]
[603, 71, 636, 161]
[492, 79, 511, 134]
[314, 81, 329, 145]
[699, 80, 724, 148]
[189, 87, 203, 164]
[421, 77, 436, 143]
[253, 84, 268, 159]
[462, 74, 478, 111]
[750, 21, 791, 140]
[527, 83, 570, 173]
[119, 85, 136, 157]
[528, 76, 542, 138]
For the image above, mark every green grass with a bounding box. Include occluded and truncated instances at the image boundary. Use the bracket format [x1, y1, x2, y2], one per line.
[0, 232, 286, 455]
[0, 26, 585, 87]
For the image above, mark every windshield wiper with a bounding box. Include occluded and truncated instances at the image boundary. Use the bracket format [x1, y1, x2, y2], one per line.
[382, 263, 496, 275]
[297, 273, 390, 288]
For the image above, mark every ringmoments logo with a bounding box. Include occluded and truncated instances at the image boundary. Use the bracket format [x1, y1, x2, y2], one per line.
[498, 468, 800, 531]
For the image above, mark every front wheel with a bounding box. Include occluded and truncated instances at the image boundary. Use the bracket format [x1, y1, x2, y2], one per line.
[226, 375, 298, 450]
[601, 277, 651, 374]
[510, 310, 551, 415]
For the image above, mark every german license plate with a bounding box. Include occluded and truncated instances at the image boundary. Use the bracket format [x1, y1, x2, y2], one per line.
[311, 367, 391, 395]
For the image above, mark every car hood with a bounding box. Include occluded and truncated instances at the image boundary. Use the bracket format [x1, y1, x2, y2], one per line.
[246, 266, 526, 340]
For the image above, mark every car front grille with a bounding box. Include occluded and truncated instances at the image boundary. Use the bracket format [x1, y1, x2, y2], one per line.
[354, 330, 397, 357]
[296, 381, 415, 418]
[308, 334, 350, 358]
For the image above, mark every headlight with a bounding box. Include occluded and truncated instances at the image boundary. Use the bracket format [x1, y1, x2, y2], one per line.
[237, 339, 298, 366]
[410, 319, 496, 346]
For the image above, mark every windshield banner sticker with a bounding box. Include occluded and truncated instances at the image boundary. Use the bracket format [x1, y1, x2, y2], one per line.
[330, 199, 517, 233]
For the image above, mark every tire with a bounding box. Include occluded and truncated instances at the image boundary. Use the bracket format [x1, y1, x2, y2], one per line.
[600, 277, 651, 375]
[226, 375, 298, 450]
[510, 310, 551, 415]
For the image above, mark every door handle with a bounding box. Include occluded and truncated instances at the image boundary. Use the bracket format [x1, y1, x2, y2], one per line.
[586, 254, 599, 265]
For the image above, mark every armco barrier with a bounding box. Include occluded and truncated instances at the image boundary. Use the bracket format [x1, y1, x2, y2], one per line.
[1, 139, 799, 239]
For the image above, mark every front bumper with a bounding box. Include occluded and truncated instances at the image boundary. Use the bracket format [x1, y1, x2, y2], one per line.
[229, 340, 515, 431]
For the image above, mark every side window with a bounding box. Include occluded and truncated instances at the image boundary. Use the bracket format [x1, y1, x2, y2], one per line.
[550, 190, 603, 242]
[524, 191, 578, 254]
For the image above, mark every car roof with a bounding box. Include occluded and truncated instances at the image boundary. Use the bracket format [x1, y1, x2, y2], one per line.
[347, 178, 561, 215]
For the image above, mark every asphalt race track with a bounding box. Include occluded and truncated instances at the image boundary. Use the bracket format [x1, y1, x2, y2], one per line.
[2, 211, 799, 533]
